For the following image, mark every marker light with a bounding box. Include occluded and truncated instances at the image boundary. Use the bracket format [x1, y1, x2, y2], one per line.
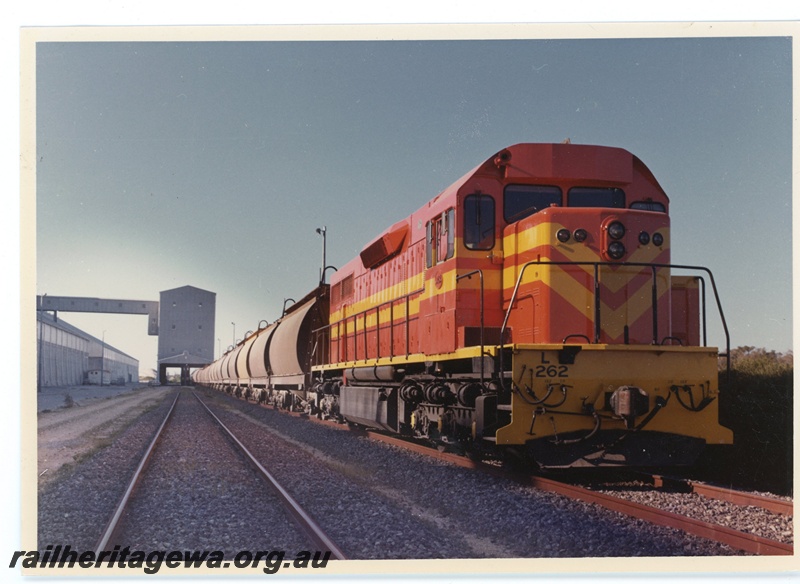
[607, 241, 626, 260]
[608, 221, 626, 240]
[557, 228, 571, 243]
[638, 231, 650, 245]
[573, 228, 588, 242]
[652, 232, 664, 246]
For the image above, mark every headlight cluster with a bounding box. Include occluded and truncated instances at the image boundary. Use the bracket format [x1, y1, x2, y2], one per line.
[606, 221, 626, 260]
[637, 230, 664, 247]
[556, 228, 589, 243]
[556, 220, 664, 261]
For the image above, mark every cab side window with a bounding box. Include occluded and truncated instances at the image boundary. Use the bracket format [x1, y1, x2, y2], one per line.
[464, 194, 495, 250]
[426, 208, 455, 268]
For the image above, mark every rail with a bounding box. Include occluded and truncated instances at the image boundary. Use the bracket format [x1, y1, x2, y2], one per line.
[498, 260, 730, 384]
[95, 391, 181, 554]
[192, 392, 347, 559]
[645, 473, 794, 516]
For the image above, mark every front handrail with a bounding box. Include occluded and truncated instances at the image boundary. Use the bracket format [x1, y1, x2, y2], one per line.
[498, 260, 730, 386]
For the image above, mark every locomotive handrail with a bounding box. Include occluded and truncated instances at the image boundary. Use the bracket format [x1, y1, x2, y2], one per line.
[498, 260, 731, 387]
[311, 285, 425, 367]
[695, 276, 708, 347]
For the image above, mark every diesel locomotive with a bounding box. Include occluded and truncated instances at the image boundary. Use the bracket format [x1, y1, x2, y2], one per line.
[192, 142, 733, 468]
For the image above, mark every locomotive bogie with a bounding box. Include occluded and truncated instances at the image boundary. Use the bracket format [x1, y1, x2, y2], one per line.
[321, 372, 506, 448]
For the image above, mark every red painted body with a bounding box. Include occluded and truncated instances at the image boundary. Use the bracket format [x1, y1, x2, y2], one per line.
[321, 142, 689, 365]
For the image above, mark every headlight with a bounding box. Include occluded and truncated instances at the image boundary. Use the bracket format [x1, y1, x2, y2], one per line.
[573, 228, 588, 242]
[556, 228, 571, 243]
[608, 221, 625, 240]
[607, 241, 626, 260]
[652, 232, 664, 246]
[638, 231, 650, 245]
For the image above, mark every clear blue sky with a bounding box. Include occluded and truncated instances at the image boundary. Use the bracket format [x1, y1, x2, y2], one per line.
[31, 31, 793, 372]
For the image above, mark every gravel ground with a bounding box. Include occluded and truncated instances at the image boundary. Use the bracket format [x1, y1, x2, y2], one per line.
[201, 393, 468, 559]
[585, 482, 793, 545]
[196, 387, 742, 558]
[38, 388, 179, 550]
[114, 391, 309, 556]
[38, 386, 172, 488]
[37, 383, 771, 562]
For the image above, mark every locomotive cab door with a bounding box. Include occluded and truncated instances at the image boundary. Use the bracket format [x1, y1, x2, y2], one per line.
[421, 208, 457, 355]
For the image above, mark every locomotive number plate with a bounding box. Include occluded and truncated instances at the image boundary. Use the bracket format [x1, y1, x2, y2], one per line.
[534, 364, 570, 378]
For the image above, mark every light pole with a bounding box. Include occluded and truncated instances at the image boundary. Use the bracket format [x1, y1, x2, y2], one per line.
[231, 322, 236, 347]
[316, 226, 327, 285]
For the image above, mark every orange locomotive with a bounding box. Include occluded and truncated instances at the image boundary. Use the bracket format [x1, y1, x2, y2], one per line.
[311, 142, 733, 467]
[194, 142, 733, 468]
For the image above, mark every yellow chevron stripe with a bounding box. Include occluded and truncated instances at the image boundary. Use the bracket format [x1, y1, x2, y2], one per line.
[504, 267, 670, 337]
[597, 286, 669, 340]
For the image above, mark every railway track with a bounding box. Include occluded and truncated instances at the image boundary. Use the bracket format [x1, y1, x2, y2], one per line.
[533, 475, 793, 556]
[191, 392, 347, 559]
[43, 385, 756, 562]
[94, 392, 181, 554]
[255, 396, 793, 556]
[645, 473, 793, 516]
[94, 389, 346, 560]
[364, 429, 793, 555]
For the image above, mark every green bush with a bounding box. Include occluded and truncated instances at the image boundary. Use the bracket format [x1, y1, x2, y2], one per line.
[723, 346, 793, 378]
[710, 347, 793, 494]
